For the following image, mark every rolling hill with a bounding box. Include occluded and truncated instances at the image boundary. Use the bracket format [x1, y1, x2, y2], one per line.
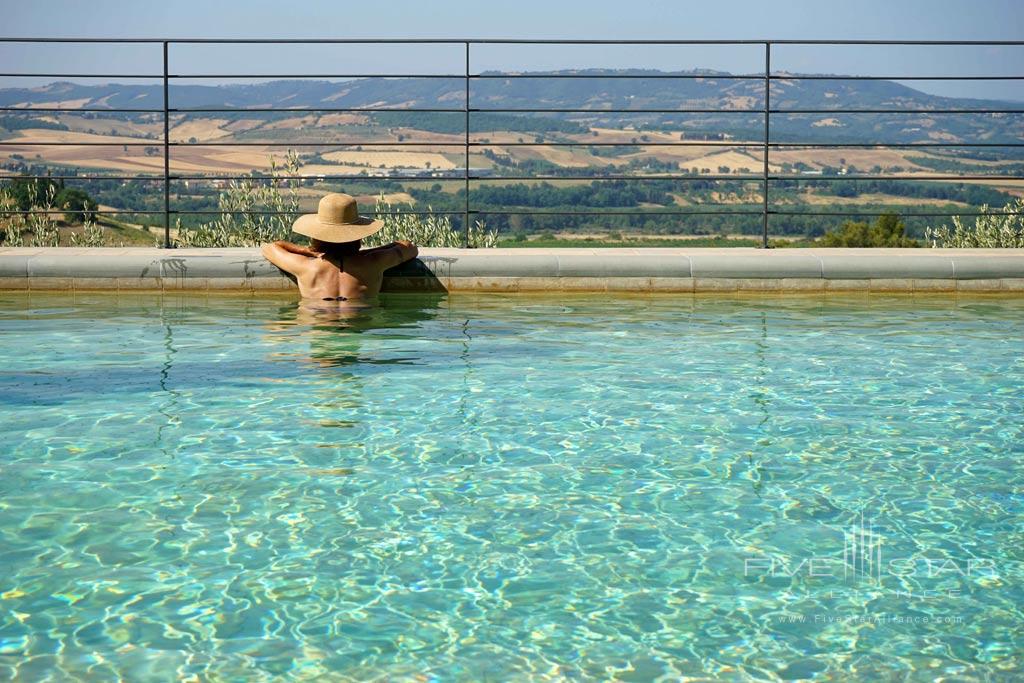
[1, 69, 1022, 144]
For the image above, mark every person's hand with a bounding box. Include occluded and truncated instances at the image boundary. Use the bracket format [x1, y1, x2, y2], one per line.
[395, 239, 415, 248]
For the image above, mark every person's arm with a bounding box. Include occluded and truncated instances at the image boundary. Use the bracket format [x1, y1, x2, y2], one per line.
[366, 239, 418, 269]
[261, 240, 318, 274]
[361, 241, 407, 254]
[275, 240, 321, 257]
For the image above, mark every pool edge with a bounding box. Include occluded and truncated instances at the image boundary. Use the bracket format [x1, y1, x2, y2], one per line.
[2, 247, 1024, 294]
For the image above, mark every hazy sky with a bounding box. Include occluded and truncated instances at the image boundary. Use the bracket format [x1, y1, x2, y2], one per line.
[2, 0, 1022, 100]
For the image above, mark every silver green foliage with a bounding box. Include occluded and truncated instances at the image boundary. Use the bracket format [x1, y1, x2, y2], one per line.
[174, 152, 302, 248]
[926, 198, 1024, 248]
[361, 195, 497, 249]
[69, 220, 105, 247]
[174, 151, 497, 248]
[1, 182, 61, 247]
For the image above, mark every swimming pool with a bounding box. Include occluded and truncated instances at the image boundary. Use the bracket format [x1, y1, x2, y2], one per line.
[1, 292, 1021, 681]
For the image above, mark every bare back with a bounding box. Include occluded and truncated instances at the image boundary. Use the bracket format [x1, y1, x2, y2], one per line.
[261, 241, 418, 302]
[297, 251, 389, 300]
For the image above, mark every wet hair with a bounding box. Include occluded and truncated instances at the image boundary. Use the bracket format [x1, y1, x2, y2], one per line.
[311, 238, 361, 256]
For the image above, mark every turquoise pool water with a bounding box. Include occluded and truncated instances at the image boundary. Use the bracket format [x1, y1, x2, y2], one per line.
[0, 292, 1021, 681]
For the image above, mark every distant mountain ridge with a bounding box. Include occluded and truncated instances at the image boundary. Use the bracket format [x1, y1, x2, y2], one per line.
[1, 69, 1021, 143]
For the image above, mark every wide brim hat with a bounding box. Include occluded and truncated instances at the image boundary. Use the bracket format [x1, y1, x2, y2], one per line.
[292, 193, 385, 243]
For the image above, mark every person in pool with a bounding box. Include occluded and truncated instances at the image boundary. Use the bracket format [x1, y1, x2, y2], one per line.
[261, 193, 419, 302]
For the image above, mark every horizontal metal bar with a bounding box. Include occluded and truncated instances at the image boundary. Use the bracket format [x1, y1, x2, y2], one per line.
[470, 107, 762, 113]
[209, 39, 1024, 45]
[168, 106, 759, 114]
[166, 173, 755, 182]
[5, 173, 1018, 184]
[174, 209, 766, 216]
[484, 210, 1024, 216]
[186, 173, 1024, 183]
[469, 73, 764, 80]
[771, 210, 1024, 216]
[0, 141, 167, 146]
[0, 209, 457, 216]
[0, 73, 162, 78]
[0, 38, 171, 43]
[1, 38, 1022, 45]
[0, 140, 761, 149]
[165, 72, 782, 81]
[169, 141, 759, 147]
[768, 142, 1024, 148]
[0, 38, 468, 44]
[0, 38, 767, 44]
[168, 174, 452, 181]
[0, 209, 165, 214]
[0, 175, 163, 181]
[167, 141, 467, 147]
[470, 174, 763, 181]
[0, 140, 764, 149]
[3, 208, 1020, 218]
[0, 107, 163, 113]
[766, 40, 1024, 45]
[475, 176, 1019, 184]
[476, 209, 1024, 216]
[170, 39, 770, 45]
[478, 140, 747, 147]
[170, 209, 461, 215]
[168, 107, 464, 113]
[778, 75, 1024, 80]
[770, 175, 1024, 181]
[467, 209, 765, 215]
[772, 109, 1024, 114]
[169, 73, 464, 79]
[5, 209, 1023, 218]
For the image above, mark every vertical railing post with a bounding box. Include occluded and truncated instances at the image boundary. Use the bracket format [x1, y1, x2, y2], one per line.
[762, 41, 771, 249]
[463, 41, 471, 248]
[162, 41, 172, 249]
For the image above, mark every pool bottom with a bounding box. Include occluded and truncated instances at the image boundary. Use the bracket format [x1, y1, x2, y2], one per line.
[0, 292, 1021, 681]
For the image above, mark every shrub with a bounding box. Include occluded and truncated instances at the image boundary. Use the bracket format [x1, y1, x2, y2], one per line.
[69, 220, 105, 247]
[925, 198, 1024, 248]
[820, 212, 918, 248]
[56, 188, 98, 224]
[175, 151, 497, 248]
[0, 181, 60, 247]
[363, 194, 497, 249]
[174, 151, 302, 247]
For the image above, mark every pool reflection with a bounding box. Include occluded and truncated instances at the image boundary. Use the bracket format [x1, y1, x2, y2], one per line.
[265, 293, 449, 369]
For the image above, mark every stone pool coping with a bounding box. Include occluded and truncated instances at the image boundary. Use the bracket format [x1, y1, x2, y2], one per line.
[1, 247, 1024, 293]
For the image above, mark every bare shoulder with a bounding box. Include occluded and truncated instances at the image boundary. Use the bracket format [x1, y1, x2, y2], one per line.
[261, 242, 314, 275]
[359, 241, 419, 270]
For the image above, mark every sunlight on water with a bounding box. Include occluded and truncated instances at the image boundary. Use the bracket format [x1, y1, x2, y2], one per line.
[0, 292, 1022, 681]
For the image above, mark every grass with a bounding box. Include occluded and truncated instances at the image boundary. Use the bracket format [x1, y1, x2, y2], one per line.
[97, 215, 156, 246]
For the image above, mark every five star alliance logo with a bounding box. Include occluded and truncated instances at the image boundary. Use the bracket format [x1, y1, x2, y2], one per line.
[743, 508, 998, 583]
[843, 510, 883, 582]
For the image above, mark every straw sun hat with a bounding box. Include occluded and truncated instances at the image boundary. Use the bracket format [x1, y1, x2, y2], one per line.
[292, 193, 385, 243]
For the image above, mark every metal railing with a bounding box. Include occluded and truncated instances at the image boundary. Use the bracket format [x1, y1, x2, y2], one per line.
[1, 38, 1023, 248]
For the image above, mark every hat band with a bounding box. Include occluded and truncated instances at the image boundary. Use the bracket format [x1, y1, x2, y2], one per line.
[317, 217, 364, 226]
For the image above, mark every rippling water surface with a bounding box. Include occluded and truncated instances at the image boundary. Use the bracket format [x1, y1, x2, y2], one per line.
[0, 292, 1022, 681]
